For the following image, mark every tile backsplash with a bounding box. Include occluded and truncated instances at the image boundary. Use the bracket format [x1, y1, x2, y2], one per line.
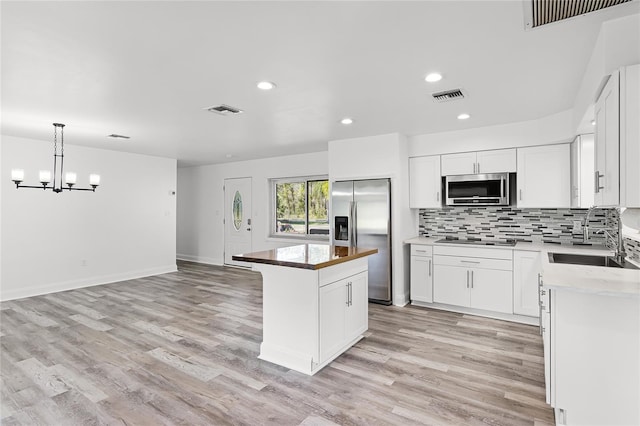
[418, 207, 613, 245]
[624, 237, 640, 262]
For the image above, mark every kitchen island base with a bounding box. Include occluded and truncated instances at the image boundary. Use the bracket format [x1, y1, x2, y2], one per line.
[233, 245, 376, 376]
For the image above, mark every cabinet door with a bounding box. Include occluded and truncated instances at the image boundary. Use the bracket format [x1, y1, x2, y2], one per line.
[409, 155, 442, 208]
[594, 70, 620, 207]
[513, 251, 541, 317]
[570, 137, 581, 208]
[517, 144, 570, 208]
[433, 265, 470, 307]
[441, 152, 476, 175]
[410, 255, 433, 303]
[541, 309, 552, 405]
[469, 268, 513, 314]
[345, 272, 367, 341]
[476, 149, 516, 173]
[319, 279, 347, 363]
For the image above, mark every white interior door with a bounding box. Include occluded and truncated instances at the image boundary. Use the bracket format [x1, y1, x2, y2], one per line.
[224, 177, 252, 267]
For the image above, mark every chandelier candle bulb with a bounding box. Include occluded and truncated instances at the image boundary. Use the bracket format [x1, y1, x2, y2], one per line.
[11, 169, 24, 183]
[89, 174, 101, 186]
[39, 170, 51, 184]
[65, 172, 77, 186]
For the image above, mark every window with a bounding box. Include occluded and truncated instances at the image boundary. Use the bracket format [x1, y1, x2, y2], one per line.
[271, 176, 329, 238]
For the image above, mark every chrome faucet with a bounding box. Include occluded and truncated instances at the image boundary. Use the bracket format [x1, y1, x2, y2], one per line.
[582, 207, 627, 262]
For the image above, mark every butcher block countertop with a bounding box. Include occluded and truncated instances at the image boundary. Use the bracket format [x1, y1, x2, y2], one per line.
[232, 244, 378, 270]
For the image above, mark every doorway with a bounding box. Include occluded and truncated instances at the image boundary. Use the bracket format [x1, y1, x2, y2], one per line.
[224, 177, 252, 267]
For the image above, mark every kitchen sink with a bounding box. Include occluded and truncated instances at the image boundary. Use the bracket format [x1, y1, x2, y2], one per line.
[548, 252, 639, 269]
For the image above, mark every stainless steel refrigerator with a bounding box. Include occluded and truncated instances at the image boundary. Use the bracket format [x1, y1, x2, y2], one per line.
[331, 179, 391, 305]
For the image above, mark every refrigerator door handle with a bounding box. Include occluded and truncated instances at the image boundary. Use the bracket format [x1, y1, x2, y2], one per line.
[352, 202, 358, 247]
[349, 201, 355, 245]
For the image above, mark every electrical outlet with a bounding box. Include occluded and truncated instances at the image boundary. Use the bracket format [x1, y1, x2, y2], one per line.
[573, 221, 582, 232]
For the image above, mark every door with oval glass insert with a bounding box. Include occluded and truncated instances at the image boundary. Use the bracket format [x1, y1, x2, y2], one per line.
[224, 177, 252, 267]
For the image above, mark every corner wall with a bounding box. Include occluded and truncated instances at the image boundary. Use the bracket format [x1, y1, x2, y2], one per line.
[0, 135, 177, 301]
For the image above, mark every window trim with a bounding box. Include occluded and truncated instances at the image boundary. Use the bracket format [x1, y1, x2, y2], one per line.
[269, 175, 330, 240]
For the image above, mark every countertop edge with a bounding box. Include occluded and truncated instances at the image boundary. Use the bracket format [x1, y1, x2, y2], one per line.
[232, 247, 378, 270]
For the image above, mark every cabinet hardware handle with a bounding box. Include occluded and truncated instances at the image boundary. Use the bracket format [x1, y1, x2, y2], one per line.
[346, 283, 350, 306]
[594, 171, 604, 193]
[436, 191, 440, 202]
[537, 273, 541, 287]
[416, 250, 426, 253]
[519, 189, 523, 201]
[428, 259, 432, 277]
[460, 260, 480, 264]
[473, 163, 476, 174]
[466, 270, 469, 288]
[476, 163, 480, 173]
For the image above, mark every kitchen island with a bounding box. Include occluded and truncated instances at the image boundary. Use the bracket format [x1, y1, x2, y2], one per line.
[233, 244, 378, 375]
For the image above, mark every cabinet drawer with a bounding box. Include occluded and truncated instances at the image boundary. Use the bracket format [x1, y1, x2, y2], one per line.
[434, 245, 513, 260]
[433, 254, 513, 271]
[411, 245, 433, 257]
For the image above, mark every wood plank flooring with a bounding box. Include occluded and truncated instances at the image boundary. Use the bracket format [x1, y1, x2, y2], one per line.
[1, 261, 554, 425]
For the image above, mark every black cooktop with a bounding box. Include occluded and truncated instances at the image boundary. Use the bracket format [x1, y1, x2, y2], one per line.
[435, 238, 517, 247]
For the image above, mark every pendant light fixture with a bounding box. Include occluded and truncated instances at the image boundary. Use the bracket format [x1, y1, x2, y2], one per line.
[11, 123, 100, 193]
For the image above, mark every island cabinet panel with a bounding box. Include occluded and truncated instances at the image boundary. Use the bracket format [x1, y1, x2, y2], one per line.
[249, 254, 371, 376]
[319, 271, 367, 364]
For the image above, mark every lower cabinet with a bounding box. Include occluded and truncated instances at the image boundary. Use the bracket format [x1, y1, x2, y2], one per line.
[319, 272, 367, 363]
[432, 246, 514, 315]
[410, 245, 433, 303]
[433, 264, 512, 314]
[513, 250, 541, 317]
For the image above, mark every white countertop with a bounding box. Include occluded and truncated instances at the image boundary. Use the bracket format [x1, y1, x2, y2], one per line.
[404, 236, 640, 297]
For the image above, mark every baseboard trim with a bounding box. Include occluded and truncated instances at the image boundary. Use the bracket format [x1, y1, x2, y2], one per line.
[176, 254, 223, 266]
[0, 264, 178, 301]
[410, 301, 539, 325]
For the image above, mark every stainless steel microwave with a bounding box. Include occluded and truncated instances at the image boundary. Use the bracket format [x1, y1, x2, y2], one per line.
[445, 173, 509, 206]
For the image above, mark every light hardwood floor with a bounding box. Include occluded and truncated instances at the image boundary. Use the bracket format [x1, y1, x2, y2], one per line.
[1, 261, 554, 425]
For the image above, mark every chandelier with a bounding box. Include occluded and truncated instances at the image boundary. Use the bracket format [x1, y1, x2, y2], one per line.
[11, 123, 100, 193]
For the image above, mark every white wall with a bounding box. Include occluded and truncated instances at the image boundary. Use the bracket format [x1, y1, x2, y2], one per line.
[574, 13, 640, 133]
[328, 133, 418, 306]
[0, 135, 177, 301]
[176, 151, 329, 265]
[408, 110, 574, 157]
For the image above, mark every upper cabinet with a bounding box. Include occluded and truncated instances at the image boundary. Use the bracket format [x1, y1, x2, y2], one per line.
[594, 64, 640, 207]
[594, 70, 620, 207]
[409, 155, 441, 209]
[570, 134, 595, 208]
[441, 148, 516, 176]
[517, 144, 570, 208]
[594, 64, 640, 208]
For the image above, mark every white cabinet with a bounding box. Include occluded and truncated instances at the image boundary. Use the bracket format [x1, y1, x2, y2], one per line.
[441, 149, 516, 175]
[319, 271, 367, 364]
[476, 149, 517, 174]
[409, 155, 441, 208]
[516, 144, 570, 208]
[570, 134, 595, 208]
[432, 246, 513, 314]
[440, 152, 477, 175]
[410, 245, 433, 303]
[594, 70, 620, 207]
[513, 250, 541, 317]
[551, 289, 640, 425]
[595, 64, 640, 208]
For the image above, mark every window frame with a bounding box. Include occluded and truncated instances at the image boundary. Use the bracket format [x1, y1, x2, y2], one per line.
[269, 175, 330, 240]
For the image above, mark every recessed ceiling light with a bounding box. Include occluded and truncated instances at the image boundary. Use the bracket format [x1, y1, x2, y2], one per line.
[226, 154, 233, 158]
[591, 120, 596, 125]
[425, 73, 443, 83]
[340, 118, 354, 125]
[457, 113, 471, 120]
[257, 81, 276, 90]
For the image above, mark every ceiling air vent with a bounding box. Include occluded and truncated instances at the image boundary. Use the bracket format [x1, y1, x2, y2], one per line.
[524, 0, 633, 29]
[205, 104, 244, 115]
[432, 89, 465, 103]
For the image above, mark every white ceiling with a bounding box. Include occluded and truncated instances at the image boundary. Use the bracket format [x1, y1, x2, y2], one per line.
[2, 1, 638, 166]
